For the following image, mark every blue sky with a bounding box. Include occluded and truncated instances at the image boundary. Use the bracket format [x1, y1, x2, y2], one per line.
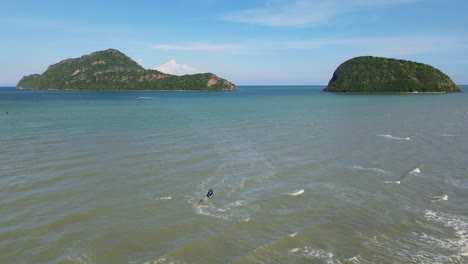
[1, 0, 467, 85]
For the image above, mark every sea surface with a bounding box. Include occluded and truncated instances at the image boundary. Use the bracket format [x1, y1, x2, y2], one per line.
[1, 86, 467, 264]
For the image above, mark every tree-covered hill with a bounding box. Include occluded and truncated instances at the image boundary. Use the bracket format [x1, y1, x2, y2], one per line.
[17, 49, 237, 91]
[323, 56, 460, 93]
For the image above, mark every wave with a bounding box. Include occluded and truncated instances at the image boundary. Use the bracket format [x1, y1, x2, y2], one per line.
[436, 133, 460, 137]
[157, 196, 172, 200]
[347, 255, 365, 263]
[193, 200, 253, 222]
[146, 196, 172, 201]
[350, 165, 390, 174]
[146, 256, 179, 264]
[432, 194, 448, 202]
[410, 167, 421, 175]
[287, 247, 335, 262]
[66, 251, 92, 264]
[137, 96, 160, 100]
[355, 217, 467, 263]
[424, 210, 468, 257]
[194, 205, 230, 220]
[289, 232, 298, 237]
[378, 134, 410, 140]
[384, 181, 401, 185]
[287, 189, 305, 196]
[289, 248, 300, 253]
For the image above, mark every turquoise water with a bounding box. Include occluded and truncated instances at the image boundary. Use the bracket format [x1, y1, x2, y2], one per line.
[1, 86, 467, 263]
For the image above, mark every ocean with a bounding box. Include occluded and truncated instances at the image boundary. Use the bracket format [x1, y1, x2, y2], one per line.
[1, 86, 467, 263]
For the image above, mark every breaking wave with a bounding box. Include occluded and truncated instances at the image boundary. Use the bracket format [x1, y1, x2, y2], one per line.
[287, 189, 305, 196]
[410, 167, 421, 175]
[349, 165, 390, 174]
[432, 194, 448, 202]
[436, 133, 460, 137]
[384, 181, 401, 185]
[378, 134, 410, 140]
[424, 210, 468, 257]
[287, 247, 336, 263]
[137, 96, 160, 100]
[146, 195, 172, 201]
[156, 196, 172, 200]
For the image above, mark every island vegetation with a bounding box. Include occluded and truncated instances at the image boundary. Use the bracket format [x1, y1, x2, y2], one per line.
[17, 49, 237, 91]
[323, 56, 460, 93]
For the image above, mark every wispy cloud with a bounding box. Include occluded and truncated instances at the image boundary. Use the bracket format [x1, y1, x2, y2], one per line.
[274, 35, 465, 56]
[222, 0, 419, 27]
[152, 43, 243, 52]
[150, 34, 464, 58]
[154, 60, 200, 75]
[223, 1, 329, 27]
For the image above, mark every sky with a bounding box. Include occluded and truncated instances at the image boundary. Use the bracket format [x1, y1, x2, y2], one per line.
[1, 0, 467, 85]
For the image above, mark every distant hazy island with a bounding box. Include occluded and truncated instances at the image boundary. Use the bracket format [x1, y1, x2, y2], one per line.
[17, 49, 237, 91]
[323, 56, 460, 93]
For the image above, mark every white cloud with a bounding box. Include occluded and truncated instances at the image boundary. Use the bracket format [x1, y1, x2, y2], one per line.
[222, 0, 419, 27]
[152, 43, 243, 52]
[154, 60, 200, 75]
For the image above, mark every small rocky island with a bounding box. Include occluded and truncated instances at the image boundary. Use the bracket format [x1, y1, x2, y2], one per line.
[323, 56, 460, 93]
[17, 49, 237, 91]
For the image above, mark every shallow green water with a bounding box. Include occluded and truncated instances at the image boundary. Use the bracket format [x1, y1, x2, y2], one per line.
[1, 86, 467, 263]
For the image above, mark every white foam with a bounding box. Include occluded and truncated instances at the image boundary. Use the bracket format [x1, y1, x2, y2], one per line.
[137, 96, 159, 100]
[150, 256, 180, 264]
[195, 205, 230, 220]
[379, 134, 410, 140]
[148, 196, 172, 201]
[347, 255, 362, 263]
[436, 133, 459, 137]
[289, 248, 300, 253]
[350, 165, 390, 174]
[425, 210, 468, 257]
[289, 232, 298, 237]
[385, 181, 401, 184]
[410, 167, 421, 175]
[145, 196, 172, 201]
[288, 189, 304, 196]
[66, 254, 92, 264]
[194, 200, 251, 222]
[432, 195, 448, 202]
[289, 247, 334, 261]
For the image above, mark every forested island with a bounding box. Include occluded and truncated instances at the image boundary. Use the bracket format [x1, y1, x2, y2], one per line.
[17, 49, 237, 91]
[323, 56, 460, 93]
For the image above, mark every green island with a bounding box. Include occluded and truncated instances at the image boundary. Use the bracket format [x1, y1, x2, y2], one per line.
[17, 49, 237, 91]
[323, 56, 460, 93]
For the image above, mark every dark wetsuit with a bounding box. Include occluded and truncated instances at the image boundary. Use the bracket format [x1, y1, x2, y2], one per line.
[200, 189, 214, 202]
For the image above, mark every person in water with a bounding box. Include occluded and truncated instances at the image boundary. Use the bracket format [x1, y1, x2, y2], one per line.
[200, 188, 214, 202]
